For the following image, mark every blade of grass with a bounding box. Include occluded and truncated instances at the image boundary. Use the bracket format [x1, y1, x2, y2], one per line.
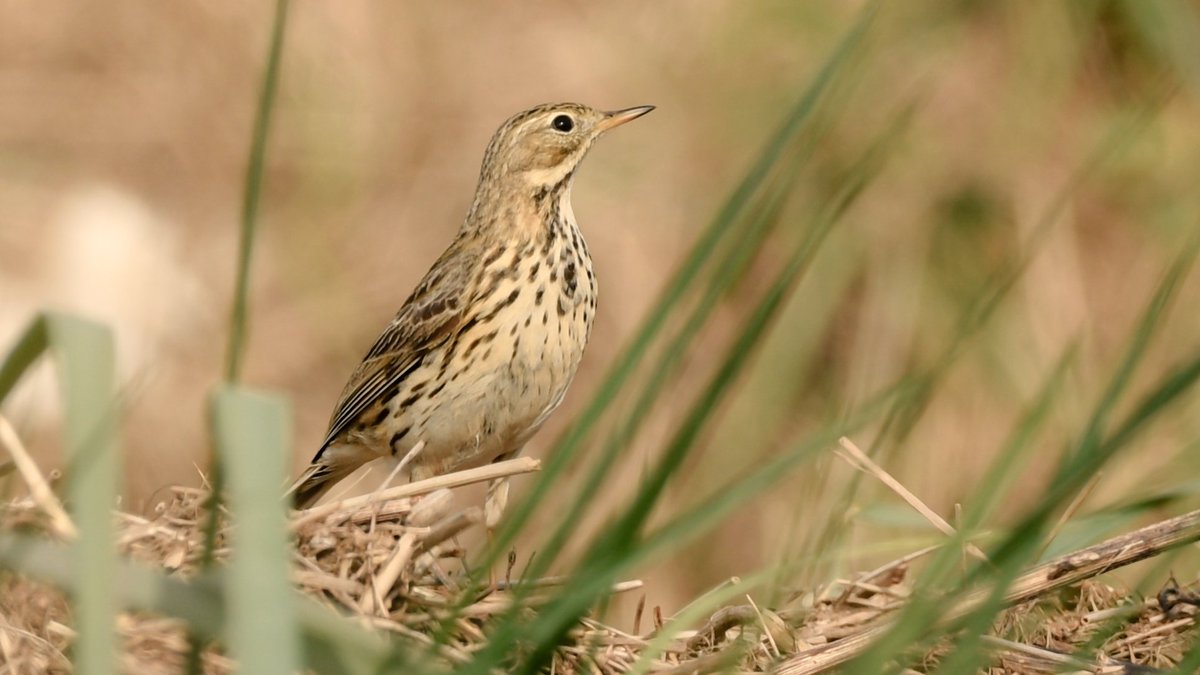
[625, 572, 774, 675]
[225, 0, 290, 384]
[211, 387, 300, 675]
[958, 345, 1078, 533]
[0, 318, 50, 404]
[0, 313, 121, 674]
[1119, 0, 1200, 93]
[49, 314, 120, 675]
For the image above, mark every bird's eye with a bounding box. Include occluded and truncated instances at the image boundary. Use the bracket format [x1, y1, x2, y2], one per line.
[551, 115, 574, 132]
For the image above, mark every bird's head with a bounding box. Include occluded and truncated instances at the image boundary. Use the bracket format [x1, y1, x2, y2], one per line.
[478, 102, 654, 191]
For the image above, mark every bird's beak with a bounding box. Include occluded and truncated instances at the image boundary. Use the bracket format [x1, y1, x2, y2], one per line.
[597, 105, 655, 132]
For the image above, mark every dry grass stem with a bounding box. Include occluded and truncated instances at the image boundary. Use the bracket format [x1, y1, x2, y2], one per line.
[2, 458, 1199, 673]
[1038, 470, 1103, 560]
[292, 456, 540, 528]
[776, 507, 1200, 674]
[0, 414, 76, 539]
[835, 437, 988, 563]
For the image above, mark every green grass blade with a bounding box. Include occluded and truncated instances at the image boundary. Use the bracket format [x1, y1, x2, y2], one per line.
[211, 386, 300, 675]
[0, 317, 50, 403]
[2, 314, 124, 675]
[1119, 0, 1200, 92]
[956, 345, 1079, 534]
[225, 0, 290, 383]
[625, 573, 772, 675]
[41, 313, 121, 675]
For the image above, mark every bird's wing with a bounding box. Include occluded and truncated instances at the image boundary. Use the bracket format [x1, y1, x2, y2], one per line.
[312, 244, 479, 459]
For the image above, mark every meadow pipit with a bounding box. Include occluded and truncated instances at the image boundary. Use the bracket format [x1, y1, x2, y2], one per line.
[289, 102, 653, 527]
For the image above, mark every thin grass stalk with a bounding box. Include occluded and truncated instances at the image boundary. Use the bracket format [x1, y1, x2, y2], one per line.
[0, 319, 49, 402]
[224, 0, 291, 383]
[1119, 0, 1200, 93]
[1017, 238, 1199, 531]
[202, 0, 292, 562]
[959, 346, 1080, 533]
[626, 573, 774, 675]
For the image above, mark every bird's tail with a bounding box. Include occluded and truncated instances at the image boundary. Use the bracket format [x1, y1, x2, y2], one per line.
[287, 464, 338, 509]
[286, 445, 371, 509]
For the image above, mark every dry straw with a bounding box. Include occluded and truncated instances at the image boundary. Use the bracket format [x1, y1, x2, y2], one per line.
[1, 432, 1199, 673]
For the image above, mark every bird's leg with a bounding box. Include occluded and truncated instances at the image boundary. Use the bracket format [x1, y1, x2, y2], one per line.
[484, 476, 510, 531]
[483, 449, 519, 545]
[484, 475, 510, 586]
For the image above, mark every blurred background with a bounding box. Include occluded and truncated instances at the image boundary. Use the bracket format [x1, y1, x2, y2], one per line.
[4, 1, 1200, 621]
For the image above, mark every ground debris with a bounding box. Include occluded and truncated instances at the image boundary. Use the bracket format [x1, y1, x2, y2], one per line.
[1, 487, 1198, 673]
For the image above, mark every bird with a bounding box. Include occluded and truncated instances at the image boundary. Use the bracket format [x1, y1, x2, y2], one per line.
[288, 102, 654, 529]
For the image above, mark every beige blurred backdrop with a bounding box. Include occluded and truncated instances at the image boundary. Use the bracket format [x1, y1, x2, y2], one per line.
[5, 2, 1200, 619]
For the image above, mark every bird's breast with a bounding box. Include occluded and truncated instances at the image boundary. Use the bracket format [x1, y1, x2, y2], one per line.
[389, 215, 597, 475]
[465, 222, 596, 430]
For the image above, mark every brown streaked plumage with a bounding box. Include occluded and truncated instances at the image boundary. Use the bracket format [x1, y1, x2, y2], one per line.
[289, 102, 653, 524]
